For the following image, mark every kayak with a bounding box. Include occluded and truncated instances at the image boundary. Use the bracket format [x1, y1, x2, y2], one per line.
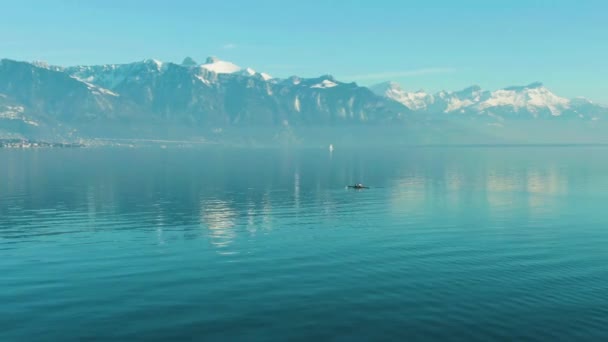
[347, 184, 369, 189]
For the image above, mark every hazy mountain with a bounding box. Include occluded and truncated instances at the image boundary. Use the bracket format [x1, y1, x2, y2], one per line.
[370, 81, 607, 120]
[0, 57, 410, 140]
[0, 59, 139, 140]
[1, 57, 606, 144]
[60, 57, 409, 126]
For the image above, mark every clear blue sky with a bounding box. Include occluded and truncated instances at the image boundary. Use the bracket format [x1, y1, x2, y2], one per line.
[1, 0, 607, 103]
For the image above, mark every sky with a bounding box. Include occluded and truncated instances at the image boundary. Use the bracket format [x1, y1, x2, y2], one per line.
[1, 0, 607, 103]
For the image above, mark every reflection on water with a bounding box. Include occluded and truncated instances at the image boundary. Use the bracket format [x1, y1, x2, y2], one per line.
[1, 147, 608, 245]
[2, 147, 608, 341]
[294, 171, 300, 210]
[385, 151, 587, 222]
[201, 199, 237, 250]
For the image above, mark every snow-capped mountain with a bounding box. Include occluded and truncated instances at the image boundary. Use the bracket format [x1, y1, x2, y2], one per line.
[1, 56, 606, 142]
[369, 82, 434, 111]
[0, 57, 407, 139]
[371, 81, 605, 120]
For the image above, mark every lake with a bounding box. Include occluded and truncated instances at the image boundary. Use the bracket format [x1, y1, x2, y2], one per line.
[2, 146, 608, 341]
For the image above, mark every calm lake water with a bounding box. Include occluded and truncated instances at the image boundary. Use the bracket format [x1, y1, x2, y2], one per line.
[2, 147, 608, 341]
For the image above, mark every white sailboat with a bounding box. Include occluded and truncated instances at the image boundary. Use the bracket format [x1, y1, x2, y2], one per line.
[328, 144, 334, 152]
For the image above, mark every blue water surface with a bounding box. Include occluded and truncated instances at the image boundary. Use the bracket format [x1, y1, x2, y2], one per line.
[1, 147, 608, 341]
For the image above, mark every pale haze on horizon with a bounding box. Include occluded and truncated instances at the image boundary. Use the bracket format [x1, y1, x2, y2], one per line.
[1, 0, 607, 103]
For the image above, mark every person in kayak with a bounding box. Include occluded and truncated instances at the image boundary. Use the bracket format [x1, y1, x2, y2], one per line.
[348, 183, 369, 189]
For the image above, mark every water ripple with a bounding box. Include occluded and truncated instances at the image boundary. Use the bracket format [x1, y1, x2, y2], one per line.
[2, 147, 608, 340]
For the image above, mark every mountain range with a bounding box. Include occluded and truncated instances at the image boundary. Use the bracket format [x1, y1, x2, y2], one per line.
[369, 81, 604, 120]
[0, 56, 606, 144]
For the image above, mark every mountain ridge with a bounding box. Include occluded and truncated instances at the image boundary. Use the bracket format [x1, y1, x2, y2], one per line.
[1, 57, 606, 143]
[370, 79, 603, 120]
[0, 57, 409, 141]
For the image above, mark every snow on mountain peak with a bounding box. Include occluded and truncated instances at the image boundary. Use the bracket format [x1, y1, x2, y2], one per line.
[288, 76, 301, 85]
[232, 67, 273, 81]
[369, 81, 432, 111]
[370, 80, 576, 116]
[201, 56, 242, 74]
[480, 84, 569, 115]
[32, 60, 50, 68]
[242, 67, 256, 76]
[194, 57, 274, 82]
[143, 59, 163, 71]
[311, 79, 338, 89]
[369, 81, 403, 93]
